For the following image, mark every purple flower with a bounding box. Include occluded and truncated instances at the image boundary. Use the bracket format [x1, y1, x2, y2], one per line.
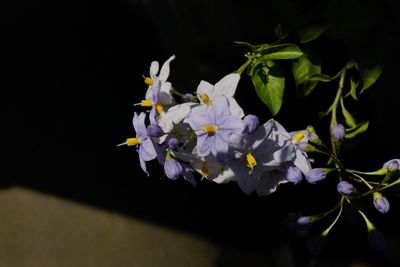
[285, 166, 303, 184]
[337, 181, 356, 195]
[118, 112, 157, 176]
[332, 124, 345, 141]
[384, 159, 400, 172]
[243, 114, 260, 134]
[146, 124, 163, 138]
[189, 95, 245, 159]
[167, 137, 179, 149]
[164, 157, 183, 180]
[305, 168, 326, 184]
[373, 192, 390, 214]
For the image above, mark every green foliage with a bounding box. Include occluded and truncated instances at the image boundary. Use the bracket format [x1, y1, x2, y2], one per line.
[292, 49, 321, 96]
[345, 121, 369, 139]
[340, 98, 356, 128]
[298, 23, 329, 43]
[259, 44, 303, 60]
[251, 61, 285, 116]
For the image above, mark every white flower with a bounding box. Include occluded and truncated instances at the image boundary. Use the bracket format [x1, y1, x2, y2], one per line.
[192, 73, 244, 118]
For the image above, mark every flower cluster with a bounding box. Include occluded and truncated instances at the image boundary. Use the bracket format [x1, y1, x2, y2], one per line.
[119, 55, 317, 195]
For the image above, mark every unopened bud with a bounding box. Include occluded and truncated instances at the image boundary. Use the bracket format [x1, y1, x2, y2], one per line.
[332, 124, 345, 141]
[384, 159, 400, 173]
[373, 192, 390, 214]
[337, 181, 357, 195]
[146, 124, 163, 138]
[243, 114, 260, 134]
[305, 168, 327, 184]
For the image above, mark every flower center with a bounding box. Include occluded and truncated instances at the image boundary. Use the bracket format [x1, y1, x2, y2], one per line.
[201, 164, 209, 178]
[291, 131, 305, 144]
[201, 124, 218, 135]
[144, 77, 153, 85]
[156, 102, 164, 114]
[126, 137, 141, 146]
[141, 99, 153, 107]
[246, 152, 257, 170]
[200, 94, 211, 106]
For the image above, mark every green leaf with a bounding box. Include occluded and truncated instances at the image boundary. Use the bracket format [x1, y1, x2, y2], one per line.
[259, 44, 303, 60]
[251, 62, 285, 116]
[298, 23, 329, 43]
[308, 73, 333, 82]
[359, 63, 383, 93]
[292, 49, 321, 96]
[349, 76, 359, 100]
[345, 121, 369, 139]
[340, 98, 357, 128]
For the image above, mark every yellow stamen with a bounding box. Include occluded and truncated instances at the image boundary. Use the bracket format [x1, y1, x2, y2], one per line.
[246, 152, 257, 170]
[126, 138, 141, 146]
[156, 103, 164, 114]
[200, 94, 211, 106]
[141, 99, 153, 107]
[291, 131, 305, 144]
[144, 77, 153, 86]
[201, 124, 218, 135]
[201, 164, 209, 178]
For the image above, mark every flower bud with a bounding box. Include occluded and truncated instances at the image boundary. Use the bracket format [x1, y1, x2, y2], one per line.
[297, 216, 312, 229]
[167, 137, 179, 150]
[305, 168, 327, 184]
[384, 159, 400, 173]
[285, 166, 303, 184]
[332, 123, 345, 141]
[243, 114, 260, 134]
[337, 181, 357, 195]
[373, 192, 390, 214]
[306, 125, 316, 135]
[146, 124, 163, 138]
[164, 158, 183, 180]
[308, 133, 322, 145]
[296, 142, 315, 152]
[182, 93, 195, 103]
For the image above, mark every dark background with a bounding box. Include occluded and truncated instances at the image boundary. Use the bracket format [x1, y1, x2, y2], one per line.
[2, 0, 400, 266]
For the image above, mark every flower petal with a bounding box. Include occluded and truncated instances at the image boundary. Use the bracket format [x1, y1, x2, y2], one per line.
[139, 156, 149, 176]
[197, 135, 213, 157]
[227, 97, 245, 118]
[150, 61, 159, 77]
[196, 80, 214, 96]
[159, 55, 175, 82]
[214, 73, 240, 97]
[256, 171, 287, 196]
[139, 138, 157, 161]
[212, 134, 229, 158]
[133, 112, 147, 137]
[219, 116, 245, 134]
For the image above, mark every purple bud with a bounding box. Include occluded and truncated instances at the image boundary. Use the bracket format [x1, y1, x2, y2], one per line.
[164, 158, 183, 180]
[332, 124, 345, 141]
[373, 192, 390, 214]
[384, 159, 400, 172]
[285, 166, 303, 184]
[305, 168, 326, 184]
[243, 114, 260, 134]
[337, 181, 356, 195]
[297, 216, 311, 226]
[167, 137, 179, 150]
[146, 124, 163, 138]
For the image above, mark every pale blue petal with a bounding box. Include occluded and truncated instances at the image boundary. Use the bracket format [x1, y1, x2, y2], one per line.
[139, 138, 157, 161]
[214, 73, 240, 97]
[159, 55, 175, 82]
[213, 134, 229, 158]
[211, 95, 229, 123]
[219, 116, 245, 134]
[294, 150, 312, 175]
[197, 135, 213, 157]
[196, 80, 214, 96]
[227, 97, 245, 118]
[139, 156, 149, 176]
[150, 61, 159, 77]
[256, 171, 287, 196]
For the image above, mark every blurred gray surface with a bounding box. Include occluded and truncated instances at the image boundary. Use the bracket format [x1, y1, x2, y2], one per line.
[0, 187, 274, 267]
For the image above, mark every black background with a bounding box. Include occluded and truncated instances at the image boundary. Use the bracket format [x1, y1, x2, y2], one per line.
[2, 0, 400, 266]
